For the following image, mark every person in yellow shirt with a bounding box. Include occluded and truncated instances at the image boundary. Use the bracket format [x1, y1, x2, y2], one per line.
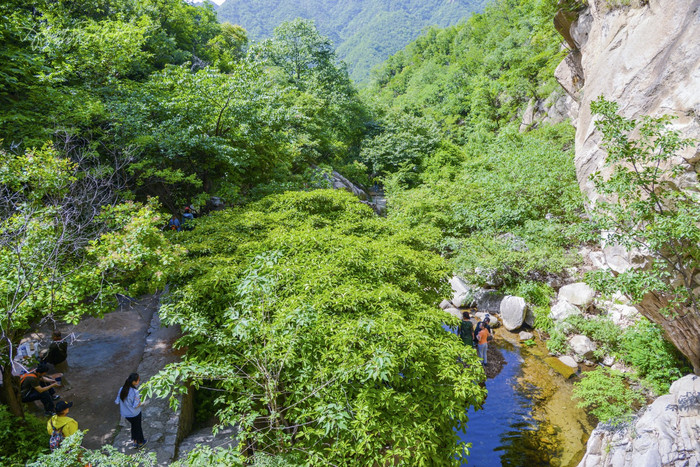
[47, 400, 78, 449]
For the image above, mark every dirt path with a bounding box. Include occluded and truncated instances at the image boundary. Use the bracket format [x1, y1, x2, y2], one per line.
[27, 295, 159, 450]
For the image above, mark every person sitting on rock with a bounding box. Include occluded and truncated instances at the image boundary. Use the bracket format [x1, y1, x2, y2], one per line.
[47, 400, 78, 451]
[459, 311, 475, 347]
[21, 363, 61, 416]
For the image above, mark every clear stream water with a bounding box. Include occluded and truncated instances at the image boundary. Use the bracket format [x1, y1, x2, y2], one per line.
[448, 329, 594, 467]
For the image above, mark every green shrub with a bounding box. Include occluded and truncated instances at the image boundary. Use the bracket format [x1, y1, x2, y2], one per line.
[573, 367, 645, 424]
[546, 327, 569, 354]
[506, 281, 554, 307]
[0, 406, 48, 465]
[532, 305, 554, 333]
[619, 320, 690, 394]
[564, 315, 620, 357]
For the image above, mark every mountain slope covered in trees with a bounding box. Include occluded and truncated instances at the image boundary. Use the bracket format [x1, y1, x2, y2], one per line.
[215, 0, 488, 82]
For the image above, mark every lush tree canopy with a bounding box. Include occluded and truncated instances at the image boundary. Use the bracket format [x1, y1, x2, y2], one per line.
[145, 190, 486, 465]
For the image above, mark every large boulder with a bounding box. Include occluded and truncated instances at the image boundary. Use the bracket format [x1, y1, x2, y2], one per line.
[578, 375, 700, 467]
[449, 276, 473, 308]
[569, 335, 596, 359]
[550, 299, 581, 321]
[499, 295, 528, 331]
[443, 307, 462, 321]
[558, 282, 595, 308]
[474, 289, 504, 314]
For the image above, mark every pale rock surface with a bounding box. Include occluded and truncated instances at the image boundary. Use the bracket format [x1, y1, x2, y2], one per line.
[607, 303, 640, 328]
[550, 299, 581, 321]
[578, 374, 700, 467]
[499, 295, 528, 331]
[444, 307, 462, 321]
[558, 282, 595, 307]
[569, 335, 596, 359]
[439, 299, 452, 310]
[559, 355, 579, 369]
[558, 0, 700, 277]
[449, 276, 473, 308]
[519, 331, 534, 341]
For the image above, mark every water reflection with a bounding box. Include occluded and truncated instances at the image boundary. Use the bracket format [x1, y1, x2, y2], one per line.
[458, 343, 561, 466]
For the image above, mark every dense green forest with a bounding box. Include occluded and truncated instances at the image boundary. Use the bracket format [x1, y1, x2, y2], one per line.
[1, 0, 696, 464]
[215, 0, 488, 82]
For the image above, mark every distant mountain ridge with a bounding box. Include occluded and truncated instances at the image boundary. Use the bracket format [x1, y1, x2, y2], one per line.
[214, 0, 488, 83]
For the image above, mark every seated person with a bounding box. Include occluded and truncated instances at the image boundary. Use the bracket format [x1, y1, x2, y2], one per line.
[21, 363, 61, 415]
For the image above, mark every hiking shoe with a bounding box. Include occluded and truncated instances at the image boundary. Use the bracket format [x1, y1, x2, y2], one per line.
[131, 442, 139, 449]
[52, 394, 61, 400]
[136, 439, 148, 449]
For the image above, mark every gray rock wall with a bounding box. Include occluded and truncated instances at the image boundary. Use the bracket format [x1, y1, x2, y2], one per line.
[578, 374, 700, 467]
[558, 0, 700, 204]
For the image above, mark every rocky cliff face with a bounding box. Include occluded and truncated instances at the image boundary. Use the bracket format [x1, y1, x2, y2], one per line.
[577, 374, 700, 467]
[556, 0, 700, 368]
[554, 2, 700, 465]
[557, 0, 699, 201]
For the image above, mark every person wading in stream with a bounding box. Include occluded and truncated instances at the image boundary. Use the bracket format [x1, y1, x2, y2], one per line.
[115, 373, 147, 449]
[476, 316, 492, 365]
[459, 311, 474, 347]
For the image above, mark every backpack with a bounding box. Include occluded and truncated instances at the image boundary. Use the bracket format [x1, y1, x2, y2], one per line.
[19, 372, 37, 397]
[49, 420, 64, 451]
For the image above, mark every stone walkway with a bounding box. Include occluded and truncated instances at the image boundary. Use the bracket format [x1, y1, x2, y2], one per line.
[113, 306, 184, 465]
[23, 295, 159, 449]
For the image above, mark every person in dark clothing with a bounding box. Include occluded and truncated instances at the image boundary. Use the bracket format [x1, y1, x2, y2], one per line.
[44, 331, 69, 388]
[459, 311, 474, 347]
[21, 363, 60, 415]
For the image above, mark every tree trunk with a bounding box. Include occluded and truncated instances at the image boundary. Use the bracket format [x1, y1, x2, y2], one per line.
[1, 364, 24, 418]
[636, 291, 700, 375]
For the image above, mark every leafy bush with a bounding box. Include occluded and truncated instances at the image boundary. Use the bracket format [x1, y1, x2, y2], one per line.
[28, 431, 156, 466]
[533, 305, 554, 333]
[146, 189, 486, 465]
[0, 406, 48, 465]
[564, 315, 620, 357]
[619, 321, 690, 394]
[546, 327, 569, 355]
[573, 367, 645, 424]
[506, 281, 554, 307]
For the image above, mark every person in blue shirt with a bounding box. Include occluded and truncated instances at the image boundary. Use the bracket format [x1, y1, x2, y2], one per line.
[168, 214, 181, 232]
[115, 373, 147, 449]
[182, 206, 194, 231]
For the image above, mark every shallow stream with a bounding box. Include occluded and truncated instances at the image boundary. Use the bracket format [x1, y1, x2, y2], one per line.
[458, 330, 594, 466]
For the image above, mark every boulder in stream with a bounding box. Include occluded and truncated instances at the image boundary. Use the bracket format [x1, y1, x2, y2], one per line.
[475, 289, 504, 314]
[545, 356, 577, 379]
[500, 295, 528, 331]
